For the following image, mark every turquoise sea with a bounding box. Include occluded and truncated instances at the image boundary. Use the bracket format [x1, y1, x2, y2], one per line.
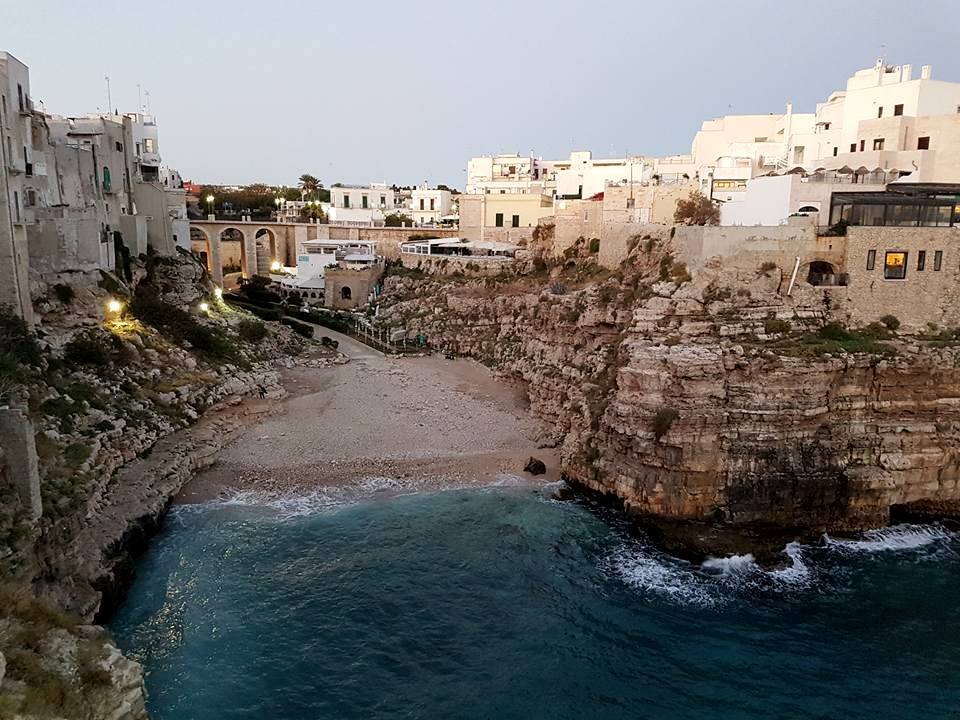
[110, 483, 960, 719]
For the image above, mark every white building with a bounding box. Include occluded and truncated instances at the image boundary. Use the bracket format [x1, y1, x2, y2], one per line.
[717, 59, 960, 226]
[0, 51, 34, 322]
[410, 185, 452, 225]
[274, 239, 380, 303]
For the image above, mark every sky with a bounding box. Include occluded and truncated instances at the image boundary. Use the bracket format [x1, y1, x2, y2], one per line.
[5, 0, 960, 188]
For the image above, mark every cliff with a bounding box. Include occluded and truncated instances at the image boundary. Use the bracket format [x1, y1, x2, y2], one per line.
[0, 250, 316, 718]
[378, 233, 960, 557]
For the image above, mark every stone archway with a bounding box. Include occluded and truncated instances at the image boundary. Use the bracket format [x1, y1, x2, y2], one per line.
[255, 227, 278, 271]
[806, 260, 838, 286]
[218, 226, 257, 278]
[190, 225, 223, 286]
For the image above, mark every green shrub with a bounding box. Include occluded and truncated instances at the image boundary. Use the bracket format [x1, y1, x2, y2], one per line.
[237, 319, 268, 344]
[764, 318, 791, 335]
[63, 331, 111, 366]
[52, 283, 75, 304]
[818, 322, 852, 341]
[652, 408, 679, 440]
[64, 442, 92, 468]
[185, 325, 238, 360]
[0, 305, 42, 366]
[880, 314, 900, 331]
[861, 322, 893, 340]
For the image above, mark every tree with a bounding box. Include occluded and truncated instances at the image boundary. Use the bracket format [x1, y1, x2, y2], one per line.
[674, 191, 720, 226]
[300, 204, 326, 222]
[298, 173, 321, 198]
[384, 212, 412, 227]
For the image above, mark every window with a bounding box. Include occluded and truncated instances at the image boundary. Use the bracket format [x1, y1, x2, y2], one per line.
[430, 198, 435, 211]
[917, 136, 930, 150]
[833, 147, 839, 157]
[17, 84, 24, 112]
[361, 195, 368, 209]
[873, 138, 885, 151]
[1, 95, 5, 125]
[754, 136, 768, 142]
[25, 189, 35, 207]
[143, 138, 155, 153]
[934, 250, 943, 270]
[419, 199, 425, 210]
[343, 195, 350, 208]
[877, 106, 883, 118]
[884, 251, 908, 280]
[894, 104, 904, 116]
[793, 146, 805, 164]
[495, 212, 504, 227]
[859, 140, 866, 151]
[135, 142, 140, 155]
[115, 141, 123, 152]
[866, 250, 876, 271]
[511, 214, 519, 227]
[917, 250, 926, 271]
[850, 143, 857, 152]
[12, 191, 19, 222]
[340, 286, 352, 300]
[380, 195, 386, 207]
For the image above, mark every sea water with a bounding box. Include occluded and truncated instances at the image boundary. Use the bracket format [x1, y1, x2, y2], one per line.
[110, 484, 960, 720]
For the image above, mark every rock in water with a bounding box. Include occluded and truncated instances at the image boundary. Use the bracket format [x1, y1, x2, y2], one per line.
[524, 457, 547, 475]
[551, 483, 575, 501]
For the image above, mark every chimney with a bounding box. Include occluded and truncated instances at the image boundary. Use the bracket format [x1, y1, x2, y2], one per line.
[921, 65, 932, 80]
[902, 64, 912, 82]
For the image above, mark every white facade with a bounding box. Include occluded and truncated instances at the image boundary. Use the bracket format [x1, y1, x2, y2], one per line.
[410, 186, 452, 225]
[329, 184, 400, 212]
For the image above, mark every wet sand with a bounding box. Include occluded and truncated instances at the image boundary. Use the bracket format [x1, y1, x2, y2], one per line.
[178, 330, 560, 504]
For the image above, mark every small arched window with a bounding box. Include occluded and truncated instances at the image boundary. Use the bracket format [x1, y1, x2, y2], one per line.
[797, 205, 818, 214]
[340, 286, 352, 300]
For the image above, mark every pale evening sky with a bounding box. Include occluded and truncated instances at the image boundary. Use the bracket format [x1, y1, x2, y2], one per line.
[4, 0, 959, 188]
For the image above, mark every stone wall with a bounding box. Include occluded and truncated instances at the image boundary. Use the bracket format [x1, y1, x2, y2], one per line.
[835, 226, 960, 330]
[323, 265, 383, 309]
[398, 253, 514, 276]
[0, 407, 41, 520]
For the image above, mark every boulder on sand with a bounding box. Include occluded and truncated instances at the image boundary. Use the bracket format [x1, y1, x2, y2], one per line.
[524, 456, 547, 476]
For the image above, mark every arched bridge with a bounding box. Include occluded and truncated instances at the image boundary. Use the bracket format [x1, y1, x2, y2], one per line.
[190, 219, 459, 286]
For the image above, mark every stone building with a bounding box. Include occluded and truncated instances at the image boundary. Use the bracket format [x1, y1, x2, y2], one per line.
[0, 50, 189, 323]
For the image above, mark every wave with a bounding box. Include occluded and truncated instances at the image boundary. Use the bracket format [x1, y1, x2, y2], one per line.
[823, 523, 956, 553]
[197, 473, 533, 520]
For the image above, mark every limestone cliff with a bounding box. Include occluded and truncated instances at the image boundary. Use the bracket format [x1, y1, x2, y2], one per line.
[0, 250, 309, 718]
[378, 234, 960, 555]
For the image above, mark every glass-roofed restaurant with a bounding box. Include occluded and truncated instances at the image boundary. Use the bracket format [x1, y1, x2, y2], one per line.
[829, 183, 960, 227]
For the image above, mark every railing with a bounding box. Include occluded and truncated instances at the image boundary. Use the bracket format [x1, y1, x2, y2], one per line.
[350, 319, 425, 355]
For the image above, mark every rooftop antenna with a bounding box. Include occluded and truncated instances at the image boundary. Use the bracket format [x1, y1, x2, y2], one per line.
[145, 90, 151, 113]
[137, 84, 143, 113]
[105, 75, 112, 115]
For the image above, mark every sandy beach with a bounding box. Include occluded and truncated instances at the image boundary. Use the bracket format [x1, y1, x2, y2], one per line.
[177, 330, 560, 504]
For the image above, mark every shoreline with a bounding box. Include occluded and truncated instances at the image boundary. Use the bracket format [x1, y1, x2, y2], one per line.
[177, 333, 562, 507]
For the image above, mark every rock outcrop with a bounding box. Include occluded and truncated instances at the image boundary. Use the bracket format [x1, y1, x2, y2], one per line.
[378, 236, 960, 556]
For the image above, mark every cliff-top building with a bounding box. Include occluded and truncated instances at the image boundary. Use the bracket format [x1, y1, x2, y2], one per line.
[0, 51, 189, 324]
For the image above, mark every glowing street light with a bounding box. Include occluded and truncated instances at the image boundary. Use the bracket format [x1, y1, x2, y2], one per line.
[199, 302, 210, 312]
[107, 298, 123, 314]
[206, 194, 215, 217]
[214, 287, 223, 299]
[270, 260, 282, 272]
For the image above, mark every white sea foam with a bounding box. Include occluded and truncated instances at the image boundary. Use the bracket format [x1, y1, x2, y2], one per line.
[608, 545, 719, 607]
[823, 524, 955, 553]
[701, 553, 756, 575]
[769, 542, 812, 585]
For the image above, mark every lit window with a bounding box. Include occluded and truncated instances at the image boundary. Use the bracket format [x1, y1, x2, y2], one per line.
[884, 251, 908, 280]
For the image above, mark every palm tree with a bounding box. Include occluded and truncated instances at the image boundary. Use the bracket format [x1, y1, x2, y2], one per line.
[298, 173, 320, 199]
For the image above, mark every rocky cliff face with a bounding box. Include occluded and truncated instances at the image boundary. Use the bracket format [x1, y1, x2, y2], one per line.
[379, 235, 960, 556]
[0, 250, 308, 717]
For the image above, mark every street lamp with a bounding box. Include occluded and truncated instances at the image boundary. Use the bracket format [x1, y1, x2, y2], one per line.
[199, 302, 210, 312]
[274, 196, 282, 221]
[107, 298, 123, 314]
[206, 194, 214, 218]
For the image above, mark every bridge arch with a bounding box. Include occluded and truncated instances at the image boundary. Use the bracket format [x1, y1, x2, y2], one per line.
[218, 226, 256, 279]
[255, 227, 278, 271]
